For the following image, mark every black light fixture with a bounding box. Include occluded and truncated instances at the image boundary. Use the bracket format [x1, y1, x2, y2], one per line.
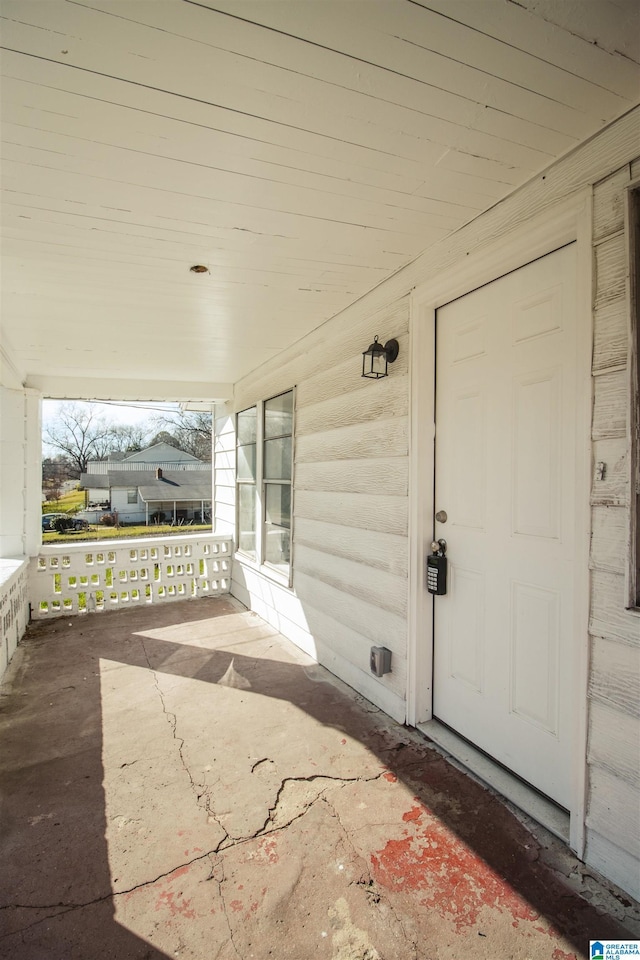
[361, 335, 399, 379]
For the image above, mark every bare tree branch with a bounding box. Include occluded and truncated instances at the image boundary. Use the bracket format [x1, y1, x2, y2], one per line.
[44, 403, 114, 474]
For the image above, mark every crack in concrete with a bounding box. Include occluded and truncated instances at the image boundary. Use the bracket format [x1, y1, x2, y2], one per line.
[0, 846, 220, 923]
[2, 649, 402, 948]
[139, 637, 236, 853]
[210, 855, 242, 960]
[220, 770, 392, 849]
[324, 793, 420, 960]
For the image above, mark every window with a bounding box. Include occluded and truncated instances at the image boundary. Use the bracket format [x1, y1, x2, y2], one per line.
[236, 389, 294, 583]
[127, 489, 137, 504]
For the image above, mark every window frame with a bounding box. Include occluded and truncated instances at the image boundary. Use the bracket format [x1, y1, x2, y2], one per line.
[235, 388, 295, 587]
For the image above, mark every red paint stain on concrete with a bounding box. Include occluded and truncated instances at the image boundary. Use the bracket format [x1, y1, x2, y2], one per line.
[257, 836, 279, 864]
[341, 738, 347, 745]
[230, 900, 243, 912]
[551, 950, 576, 960]
[371, 805, 539, 933]
[383, 772, 397, 783]
[155, 890, 196, 920]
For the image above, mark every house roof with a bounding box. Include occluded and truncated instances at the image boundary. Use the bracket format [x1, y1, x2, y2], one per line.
[2, 2, 639, 401]
[122, 442, 201, 463]
[81, 470, 211, 501]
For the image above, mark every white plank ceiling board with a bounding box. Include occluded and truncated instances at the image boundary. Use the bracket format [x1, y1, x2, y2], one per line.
[1, 0, 639, 396]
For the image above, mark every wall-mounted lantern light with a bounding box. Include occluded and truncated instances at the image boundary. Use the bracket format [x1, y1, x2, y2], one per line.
[361, 336, 399, 379]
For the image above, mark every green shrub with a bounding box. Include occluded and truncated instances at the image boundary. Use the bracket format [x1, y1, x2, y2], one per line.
[53, 516, 74, 533]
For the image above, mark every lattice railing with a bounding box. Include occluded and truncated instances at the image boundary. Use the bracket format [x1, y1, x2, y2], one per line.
[30, 533, 232, 618]
[1, 559, 30, 679]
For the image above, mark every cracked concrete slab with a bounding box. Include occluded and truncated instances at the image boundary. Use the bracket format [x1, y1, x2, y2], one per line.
[1, 596, 638, 960]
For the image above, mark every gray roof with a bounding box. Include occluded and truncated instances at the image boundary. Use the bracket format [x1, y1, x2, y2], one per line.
[81, 470, 211, 501]
[123, 441, 201, 463]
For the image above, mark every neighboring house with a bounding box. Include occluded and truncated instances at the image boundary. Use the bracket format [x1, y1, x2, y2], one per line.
[79, 443, 212, 525]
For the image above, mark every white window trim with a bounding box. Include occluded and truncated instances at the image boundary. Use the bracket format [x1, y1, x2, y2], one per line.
[235, 389, 295, 589]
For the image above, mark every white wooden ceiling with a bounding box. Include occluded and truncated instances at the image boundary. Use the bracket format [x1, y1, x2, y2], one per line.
[1, 0, 639, 399]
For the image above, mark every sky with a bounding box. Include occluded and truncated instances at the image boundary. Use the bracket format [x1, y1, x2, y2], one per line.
[42, 399, 182, 429]
[41, 399, 184, 458]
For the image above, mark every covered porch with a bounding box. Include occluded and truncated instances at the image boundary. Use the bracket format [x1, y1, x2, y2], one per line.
[1, 595, 637, 959]
[1, 0, 640, 924]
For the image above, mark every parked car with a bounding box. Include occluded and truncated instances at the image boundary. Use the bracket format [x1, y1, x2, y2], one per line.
[42, 514, 90, 532]
[42, 513, 67, 531]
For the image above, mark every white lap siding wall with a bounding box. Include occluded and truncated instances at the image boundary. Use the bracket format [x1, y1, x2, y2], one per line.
[213, 108, 640, 899]
[224, 295, 411, 724]
[586, 159, 640, 898]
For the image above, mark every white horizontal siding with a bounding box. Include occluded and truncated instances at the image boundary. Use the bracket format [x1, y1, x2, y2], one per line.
[591, 438, 629, 507]
[213, 406, 236, 540]
[590, 505, 628, 574]
[294, 544, 407, 619]
[295, 458, 408, 497]
[587, 765, 640, 861]
[593, 300, 628, 373]
[592, 369, 628, 440]
[226, 290, 410, 717]
[595, 233, 627, 307]
[295, 491, 407, 536]
[588, 699, 640, 788]
[222, 118, 640, 901]
[585, 830, 640, 905]
[587, 159, 640, 900]
[294, 518, 408, 578]
[593, 166, 629, 241]
[296, 418, 409, 464]
[296, 382, 407, 437]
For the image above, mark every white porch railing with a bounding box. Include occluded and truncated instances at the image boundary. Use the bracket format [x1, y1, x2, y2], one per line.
[30, 533, 232, 618]
[1, 558, 30, 680]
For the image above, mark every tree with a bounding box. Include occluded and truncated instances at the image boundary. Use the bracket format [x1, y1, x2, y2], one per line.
[148, 430, 178, 449]
[43, 403, 115, 474]
[106, 424, 150, 454]
[149, 410, 212, 461]
[44, 482, 62, 503]
[42, 455, 76, 483]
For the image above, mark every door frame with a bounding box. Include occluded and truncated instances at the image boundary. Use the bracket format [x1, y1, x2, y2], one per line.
[407, 189, 593, 855]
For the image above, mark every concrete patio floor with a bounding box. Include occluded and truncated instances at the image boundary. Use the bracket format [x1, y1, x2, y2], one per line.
[1, 596, 638, 960]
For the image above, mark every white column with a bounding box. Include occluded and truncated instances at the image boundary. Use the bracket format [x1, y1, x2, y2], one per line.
[0, 386, 42, 558]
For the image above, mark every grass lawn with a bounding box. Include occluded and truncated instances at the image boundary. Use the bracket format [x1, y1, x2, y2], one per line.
[42, 523, 213, 544]
[43, 488, 86, 514]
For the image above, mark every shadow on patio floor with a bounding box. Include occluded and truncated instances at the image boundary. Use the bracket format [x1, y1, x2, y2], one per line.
[0, 596, 637, 960]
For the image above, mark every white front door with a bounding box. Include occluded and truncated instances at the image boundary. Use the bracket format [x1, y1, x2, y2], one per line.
[433, 244, 578, 809]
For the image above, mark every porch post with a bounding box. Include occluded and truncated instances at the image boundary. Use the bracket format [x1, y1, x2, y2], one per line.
[0, 386, 42, 558]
